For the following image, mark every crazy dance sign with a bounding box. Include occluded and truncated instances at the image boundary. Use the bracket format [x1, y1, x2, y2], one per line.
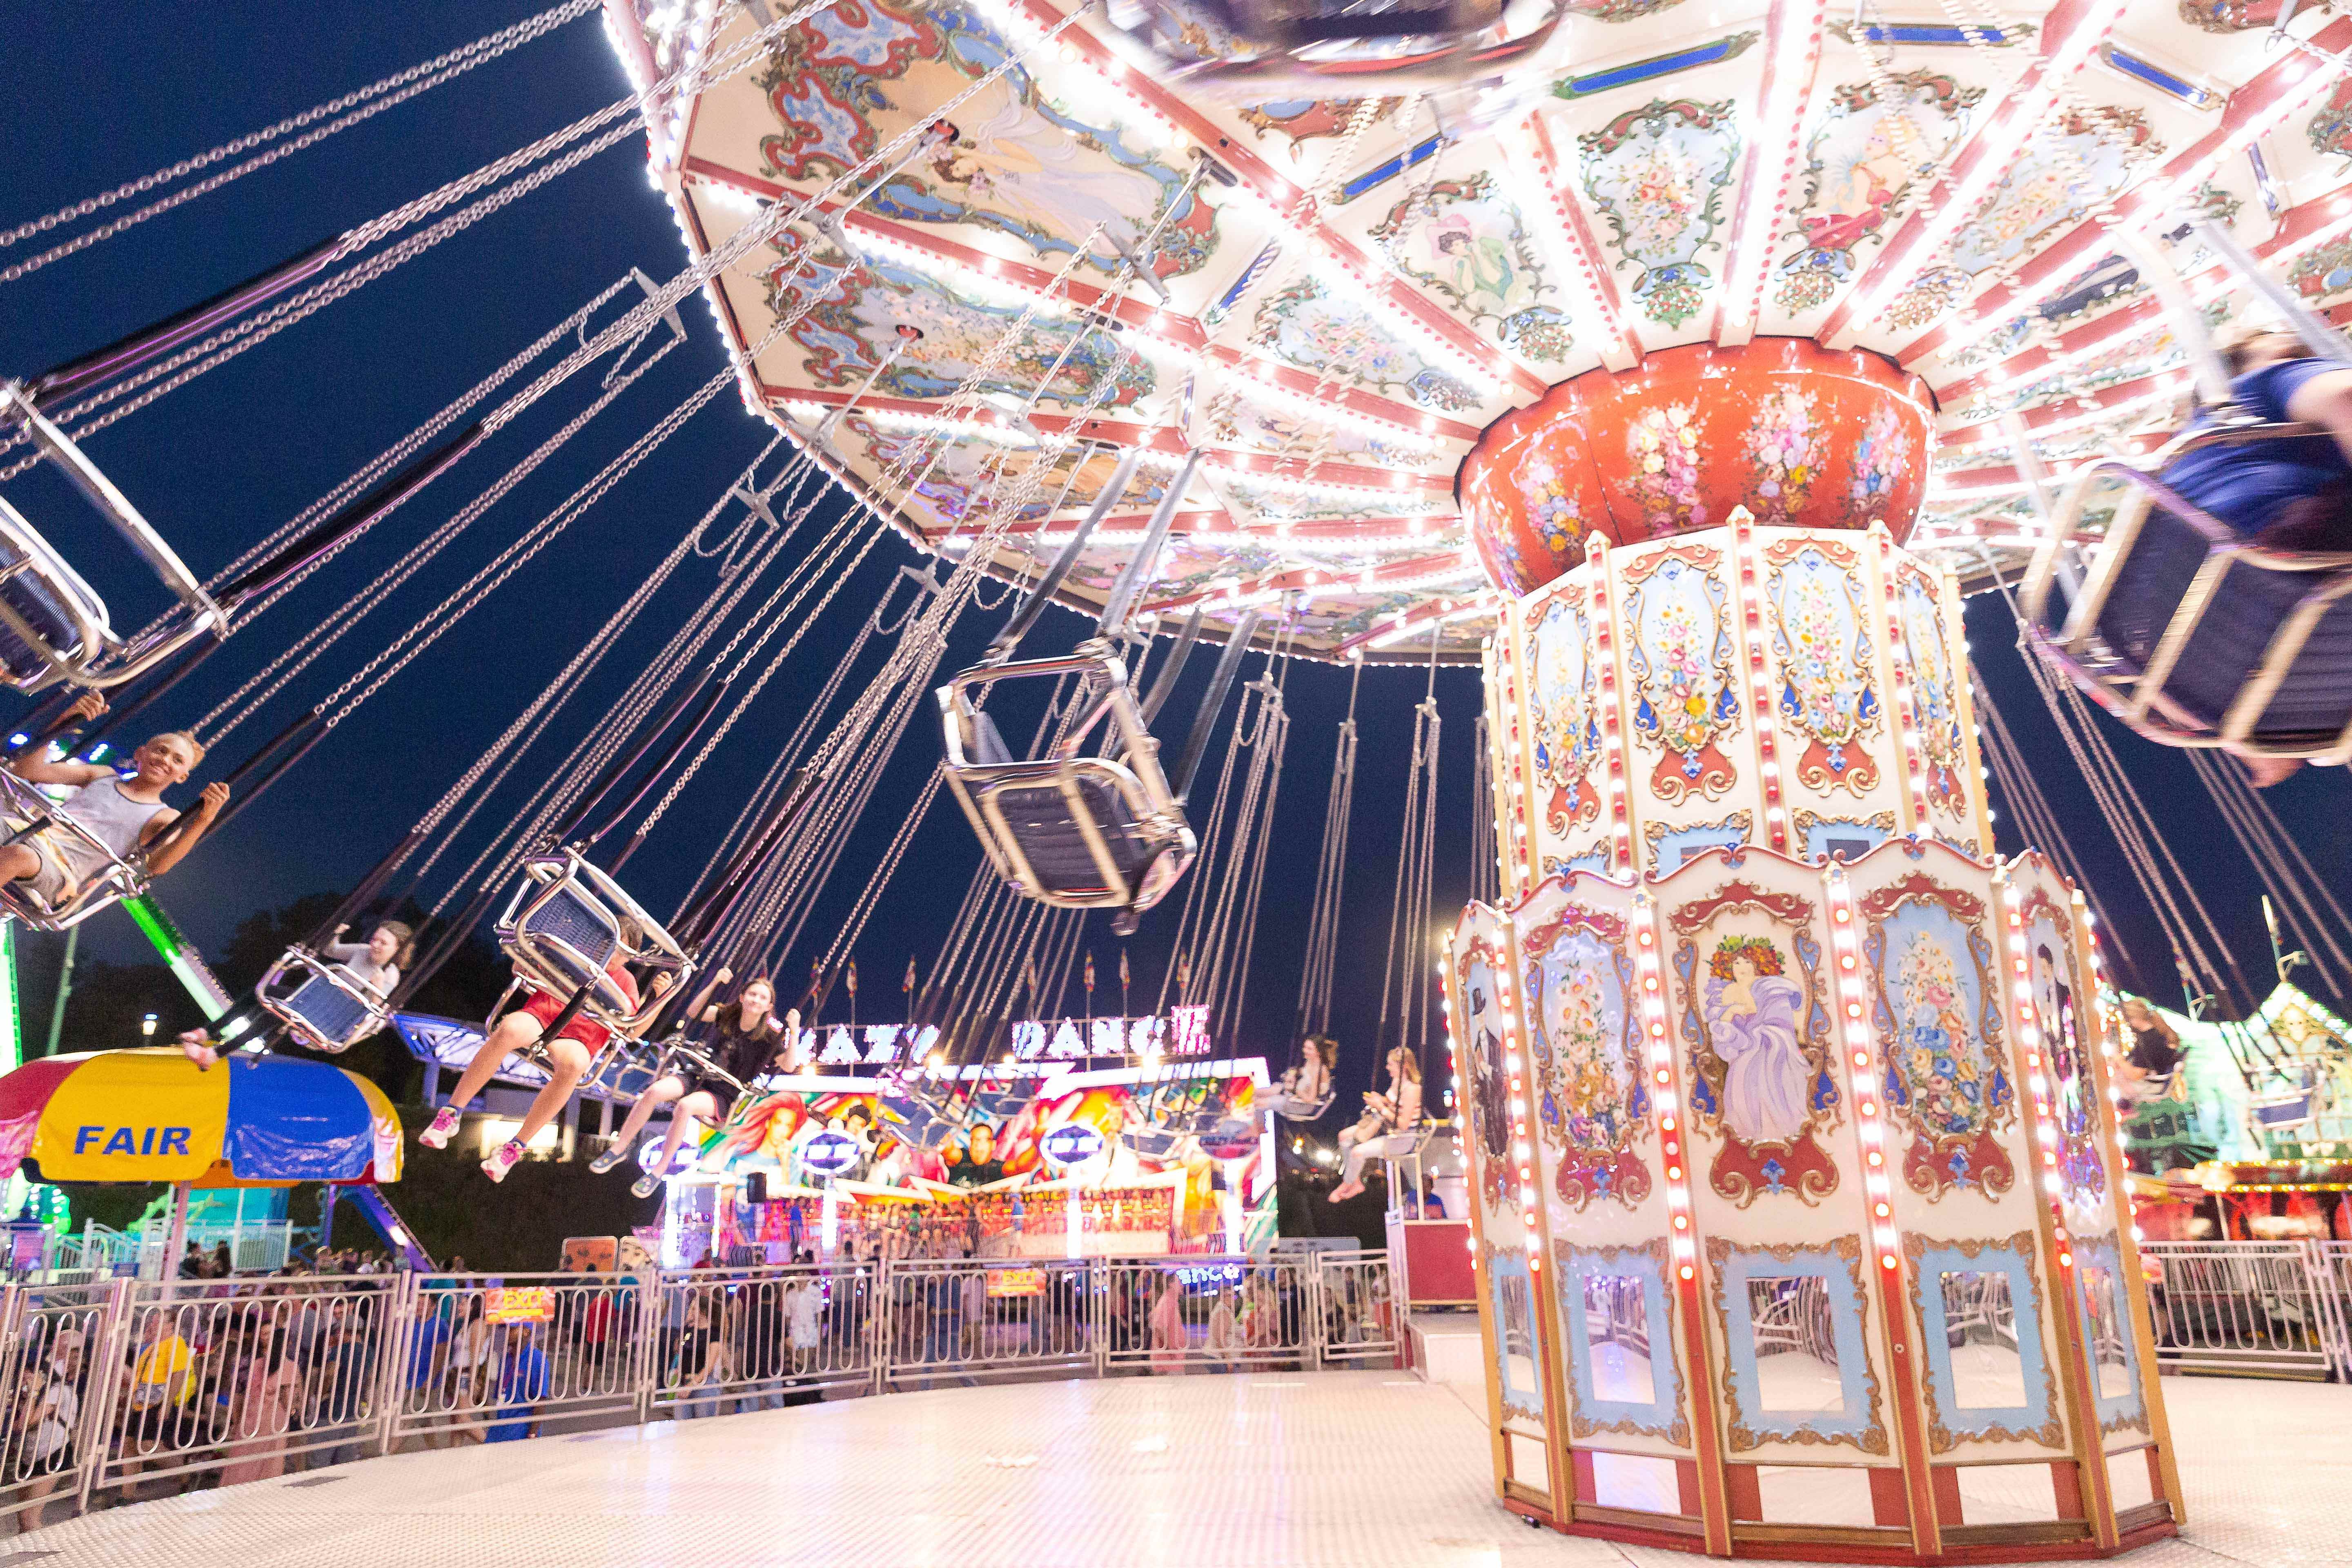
[795, 1007, 1211, 1069]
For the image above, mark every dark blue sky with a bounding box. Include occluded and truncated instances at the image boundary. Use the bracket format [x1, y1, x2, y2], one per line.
[2, 3, 2342, 1106]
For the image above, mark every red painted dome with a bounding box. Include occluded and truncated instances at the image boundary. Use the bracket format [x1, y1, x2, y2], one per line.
[1458, 340, 1936, 598]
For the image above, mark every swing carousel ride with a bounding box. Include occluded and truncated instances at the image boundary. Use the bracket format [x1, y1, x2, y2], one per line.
[3, 0, 2352, 1557]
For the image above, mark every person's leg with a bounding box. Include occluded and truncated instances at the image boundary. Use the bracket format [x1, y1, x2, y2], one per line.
[15, 1473, 58, 1533]
[593, 1077, 684, 1171]
[423, 1013, 544, 1147]
[0, 844, 39, 884]
[511, 1039, 593, 1147]
[634, 1092, 717, 1198]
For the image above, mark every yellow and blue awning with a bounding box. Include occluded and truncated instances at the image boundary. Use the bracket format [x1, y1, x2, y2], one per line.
[0, 1048, 401, 1187]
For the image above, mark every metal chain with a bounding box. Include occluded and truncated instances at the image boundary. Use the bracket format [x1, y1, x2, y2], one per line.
[0, 0, 601, 279]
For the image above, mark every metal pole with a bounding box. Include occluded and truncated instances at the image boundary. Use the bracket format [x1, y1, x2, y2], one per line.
[42, 925, 76, 1059]
[2192, 216, 2352, 369]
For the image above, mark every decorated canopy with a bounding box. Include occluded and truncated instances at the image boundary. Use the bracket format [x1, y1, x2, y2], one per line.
[0, 1049, 403, 1187]
[608, 0, 2352, 658]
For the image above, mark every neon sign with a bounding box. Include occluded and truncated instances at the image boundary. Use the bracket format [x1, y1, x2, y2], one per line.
[796, 1007, 1212, 1067]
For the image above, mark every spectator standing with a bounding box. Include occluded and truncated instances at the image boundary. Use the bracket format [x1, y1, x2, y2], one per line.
[12, 1328, 82, 1532]
[218, 1327, 301, 1486]
[486, 1324, 552, 1442]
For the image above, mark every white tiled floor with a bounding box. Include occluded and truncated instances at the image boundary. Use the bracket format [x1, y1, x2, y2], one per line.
[13, 1372, 2351, 1567]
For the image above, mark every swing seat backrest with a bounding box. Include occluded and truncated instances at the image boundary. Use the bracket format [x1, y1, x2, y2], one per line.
[257, 946, 392, 1054]
[0, 768, 148, 933]
[494, 848, 692, 1033]
[0, 383, 225, 694]
[938, 650, 1196, 916]
[2020, 451, 2352, 764]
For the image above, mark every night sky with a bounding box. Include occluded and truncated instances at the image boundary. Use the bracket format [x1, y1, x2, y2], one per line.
[4, 4, 2345, 1117]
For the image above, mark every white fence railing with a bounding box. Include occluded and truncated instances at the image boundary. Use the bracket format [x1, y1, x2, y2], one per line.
[0, 1251, 1398, 1530]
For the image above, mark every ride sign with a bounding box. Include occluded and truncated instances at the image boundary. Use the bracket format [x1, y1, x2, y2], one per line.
[484, 1287, 556, 1323]
[1038, 1122, 1106, 1170]
[800, 1129, 861, 1178]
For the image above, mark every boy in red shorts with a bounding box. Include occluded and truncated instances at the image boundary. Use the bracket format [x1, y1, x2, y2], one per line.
[419, 956, 673, 1181]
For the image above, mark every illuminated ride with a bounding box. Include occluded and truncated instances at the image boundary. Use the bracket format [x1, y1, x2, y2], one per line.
[4, 0, 2351, 1549]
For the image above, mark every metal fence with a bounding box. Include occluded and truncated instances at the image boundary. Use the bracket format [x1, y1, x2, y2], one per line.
[0, 1250, 1397, 1530]
[2139, 1240, 2337, 1380]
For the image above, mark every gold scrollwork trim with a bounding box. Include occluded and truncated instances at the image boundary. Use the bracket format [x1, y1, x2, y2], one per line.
[1706, 1233, 1889, 1457]
[1900, 1230, 2066, 1454]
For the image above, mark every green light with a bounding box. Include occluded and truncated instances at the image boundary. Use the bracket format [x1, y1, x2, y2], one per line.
[124, 897, 231, 1021]
[0, 921, 18, 1074]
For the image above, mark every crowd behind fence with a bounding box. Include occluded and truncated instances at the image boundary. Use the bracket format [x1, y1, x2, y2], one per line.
[0, 1250, 1396, 1532]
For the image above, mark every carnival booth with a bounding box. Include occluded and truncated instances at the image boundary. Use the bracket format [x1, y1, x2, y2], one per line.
[635, 1020, 1274, 1269]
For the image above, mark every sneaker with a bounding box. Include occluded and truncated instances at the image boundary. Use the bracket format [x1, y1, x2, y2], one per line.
[419, 1107, 461, 1150]
[589, 1143, 633, 1175]
[631, 1172, 660, 1199]
[481, 1140, 524, 1183]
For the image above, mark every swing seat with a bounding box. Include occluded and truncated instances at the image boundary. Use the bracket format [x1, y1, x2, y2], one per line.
[492, 847, 691, 1034]
[0, 768, 149, 931]
[1118, 0, 1563, 94]
[2022, 445, 2352, 766]
[255, 946, 392, 1054]
[939, 650, 1195, 930]
[1263, 1087, 1337, 1123]
[0, 384, 225, 694]
[878, 1073, 973, 1152]
[581, 1031, 673, 1102]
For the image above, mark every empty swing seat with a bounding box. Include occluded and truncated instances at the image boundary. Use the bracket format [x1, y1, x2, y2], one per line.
[0, 384, 225, 694]
[0, 768, 149, 931]
[2022, 443, 2352, 764]
[256, 947, 392, 1054]
[493, 847, 691, 1037]
[938, 650, 1195, 929]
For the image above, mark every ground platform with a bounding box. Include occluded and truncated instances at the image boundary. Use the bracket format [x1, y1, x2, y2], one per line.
[17, 1370, 2350, 1567]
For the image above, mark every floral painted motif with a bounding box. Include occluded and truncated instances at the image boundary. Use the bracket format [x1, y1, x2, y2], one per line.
[2180, 0, 2322, 29]
[1531, 596, 1604, 834]
[1864, 875, 2016, 1202]
[1627, 403, 1706, 533]
[1945, 110, 2159, 279]
[1894, 568, 1969, 826]
[1250, 278, 1481, 411]
[1526, 917, 1651, 1211]
[1745, 388, 1824, 522]
[1521, 454, 1589, 560]
[1623, 549, 1739, 802]
[1765, 542, 1880, 797]
[1580, 100, 1742, 328]
[1849, 403, 1913, 521]
[2310, 76, 2352, 165]
[1774, 73, 1980, 315]
[1565, 0, 1690, 17]
[2291, 236, 2352, 303]
[1372, 174, 1573, 363]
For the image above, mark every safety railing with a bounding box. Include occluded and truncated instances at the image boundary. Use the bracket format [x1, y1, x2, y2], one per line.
[385, 1271, 648, 1448]
[78, 1274, 403, 1511]
[0, 1282, 114, 1532]
[882, 1256, 1101, 1387]
[2138, 1240, 2337, 1380]
[0, 1251, 1397, 1526]
[646, 1261, 880, 1414]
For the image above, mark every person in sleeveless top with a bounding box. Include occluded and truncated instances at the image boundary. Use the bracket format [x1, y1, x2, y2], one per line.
[0, 693, 228, 911]
[588, 971, 797, 1198]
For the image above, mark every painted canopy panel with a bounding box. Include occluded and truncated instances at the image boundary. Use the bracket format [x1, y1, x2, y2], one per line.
[614, 0, 2352, 658]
